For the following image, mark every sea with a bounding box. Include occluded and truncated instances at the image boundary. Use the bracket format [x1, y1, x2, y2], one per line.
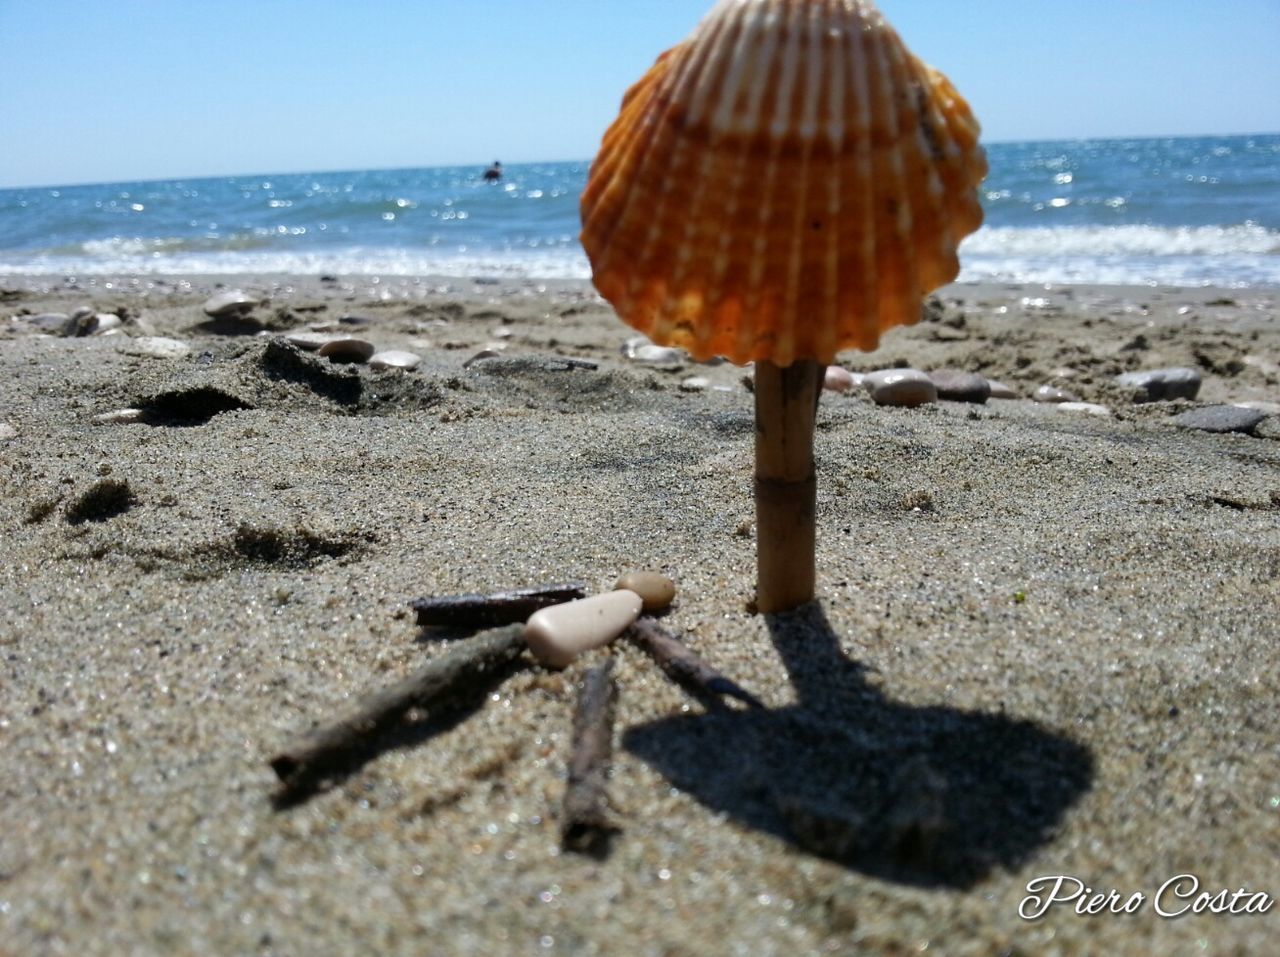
[1, 134, 1277, 288]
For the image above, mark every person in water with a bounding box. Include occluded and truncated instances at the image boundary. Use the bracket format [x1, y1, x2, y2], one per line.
[483, 161, 502, 182]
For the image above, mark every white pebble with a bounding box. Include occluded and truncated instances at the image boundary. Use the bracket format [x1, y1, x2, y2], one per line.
[1057, 401, 1112, 418]
[92, 408, 150, 426]
[523, 590, 643, 669]
[123, 336, 192, 360]
[369, 350, 422, 371]
[679, 376, 709, 392]
[0, 422, 16, 440]
[202, 290, 258, 317]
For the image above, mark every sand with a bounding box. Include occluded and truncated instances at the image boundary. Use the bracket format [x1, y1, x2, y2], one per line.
[1, 273, 1277, 956]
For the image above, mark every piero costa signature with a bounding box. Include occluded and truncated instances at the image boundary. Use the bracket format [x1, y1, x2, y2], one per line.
[1020, 874, 1275, 920]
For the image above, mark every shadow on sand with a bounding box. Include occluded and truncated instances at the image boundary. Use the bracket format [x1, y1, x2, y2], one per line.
[623, 604, 1094, 888]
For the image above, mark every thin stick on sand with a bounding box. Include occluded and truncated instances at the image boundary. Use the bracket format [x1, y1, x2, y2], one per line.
[561, 658, 620, 855]
[627, 617, 764, 710]
[410, 582, 587, 629]
[270, 624, 527, 795]
[753, 359, 824, 614]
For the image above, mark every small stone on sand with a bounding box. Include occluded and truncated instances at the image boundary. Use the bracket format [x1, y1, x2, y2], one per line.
[317, 338, 376, 364]
[283, 332, 340, 352]
[202, 290, 259, 318]
[823, 366, 857, 393]
[1034, 385, 1079, 404]
[1116, 367, 1201, 403]
[369, 350, 422, 371]
[523, 590, 644, 669]
[864, 369, 937, 407]
[1057, 401, 1113, 418]
[986, 379, 1019, 399]
[614, 572, 676, 613]
[1174, 405, 1265, 435]
[928, 369, 991, 404]
[124, 337, 192, 360]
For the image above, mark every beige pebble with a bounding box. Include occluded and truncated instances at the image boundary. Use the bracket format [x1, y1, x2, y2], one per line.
[679, 376, 710, 392]
[823, 366, 856, 393]
[369, 350, 422, 371]
[317, 338, 375, 363]
[614, 572, 676, 613]
[523, 590, 643, 669]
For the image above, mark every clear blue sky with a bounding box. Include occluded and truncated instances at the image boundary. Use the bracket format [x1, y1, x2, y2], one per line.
[1, 0, 1278, 188]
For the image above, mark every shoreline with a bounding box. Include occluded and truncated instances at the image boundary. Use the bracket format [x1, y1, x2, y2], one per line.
[1, 274, 1277, 954]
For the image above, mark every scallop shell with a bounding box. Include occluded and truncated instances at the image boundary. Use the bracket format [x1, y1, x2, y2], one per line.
[581, 0, 987, 366]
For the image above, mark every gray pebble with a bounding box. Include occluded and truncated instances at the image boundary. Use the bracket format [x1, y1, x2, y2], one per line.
[368, 350, 422, 371]
[317, 338, 375, 364]
[28, 313, 72, 334]
[1034, 385, 1079, 404]
[202, 290, 259, 317]
[928, 369, 991, 404]
[1174, 405, 1265, 435]
[864, 368, 937, 407]
[1116, 367, 1201, 402]
[0, 421, 16, 440]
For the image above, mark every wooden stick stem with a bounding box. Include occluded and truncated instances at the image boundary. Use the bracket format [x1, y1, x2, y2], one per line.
[753, 359, 824, 613]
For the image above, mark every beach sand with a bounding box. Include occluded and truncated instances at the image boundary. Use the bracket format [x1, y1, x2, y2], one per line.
[1, 274, 1277, 955]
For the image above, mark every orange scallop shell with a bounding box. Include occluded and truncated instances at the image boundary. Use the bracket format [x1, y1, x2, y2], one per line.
[581, 0, 988, 366]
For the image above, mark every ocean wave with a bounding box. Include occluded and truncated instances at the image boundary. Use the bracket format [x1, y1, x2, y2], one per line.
[962, 223, 1279, 257]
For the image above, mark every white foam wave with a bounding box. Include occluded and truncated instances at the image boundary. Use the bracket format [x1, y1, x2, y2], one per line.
[962, 223, 1279, 257]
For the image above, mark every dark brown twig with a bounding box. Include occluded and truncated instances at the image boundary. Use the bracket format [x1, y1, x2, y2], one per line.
[561, 658, 619, 855]
[270, 624, 527, 797]
[411, 582, 587, 629]
[627, 617, 764, 710]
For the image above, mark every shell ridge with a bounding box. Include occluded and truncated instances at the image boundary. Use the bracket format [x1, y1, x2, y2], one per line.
[582, 48, 691, 285]
[733, 0, 790, 362]
[701, 0, 776, 358]
[648, 7, 749, 351]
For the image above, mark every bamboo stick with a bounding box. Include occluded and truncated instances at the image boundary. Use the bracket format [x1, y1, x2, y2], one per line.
[753, 359, 824, 613]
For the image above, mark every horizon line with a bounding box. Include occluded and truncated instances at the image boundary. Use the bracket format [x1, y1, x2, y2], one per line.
[2, 130, 1277, 193]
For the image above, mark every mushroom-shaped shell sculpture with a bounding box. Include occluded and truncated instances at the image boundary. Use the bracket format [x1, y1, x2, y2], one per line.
[581, 0, 987, 367]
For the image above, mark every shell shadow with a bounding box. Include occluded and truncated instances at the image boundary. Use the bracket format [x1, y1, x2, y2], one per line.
[622, 604, 1094, 888]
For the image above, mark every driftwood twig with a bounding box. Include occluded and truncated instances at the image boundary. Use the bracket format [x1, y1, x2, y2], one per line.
[411, 582, 586, 629]
[627, 617, 764, 710]
[270, 624, 527, 797]
[561, 658, 620, 855]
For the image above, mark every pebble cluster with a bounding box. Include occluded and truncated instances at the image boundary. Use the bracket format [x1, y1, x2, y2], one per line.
[3, 293, 1273, 443]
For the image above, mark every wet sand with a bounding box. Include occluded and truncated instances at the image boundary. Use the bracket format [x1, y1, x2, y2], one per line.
[1, 274, 1277, 956]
